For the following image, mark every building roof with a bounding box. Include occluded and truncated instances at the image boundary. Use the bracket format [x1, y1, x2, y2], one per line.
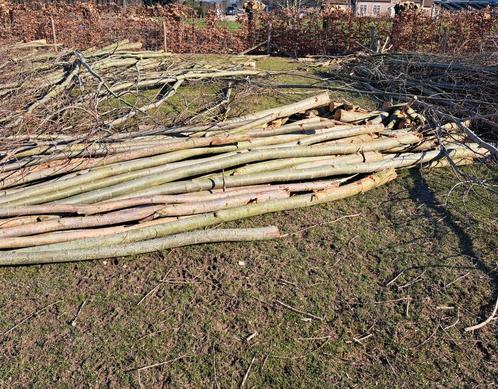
[324, 0, 354, 5]
[326, 0, 434, 5]
[325, 0, 393, 4]
[435, 0, 497, 9]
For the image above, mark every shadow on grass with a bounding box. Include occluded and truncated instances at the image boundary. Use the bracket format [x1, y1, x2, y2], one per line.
[408, 168, 498, 323]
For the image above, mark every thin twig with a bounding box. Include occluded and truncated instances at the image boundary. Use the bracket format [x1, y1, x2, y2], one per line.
[3, 299, 63, 336]
[127, 354, 190, 372]
[274, 299, 324, 321]
[240, 356, 256, 388]
[280, 213, 361, 238]
[70, 299, 87, 327]
[465, 295, 498, 332]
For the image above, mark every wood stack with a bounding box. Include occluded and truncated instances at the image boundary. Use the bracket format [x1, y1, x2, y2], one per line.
[0, 92, 489, 265]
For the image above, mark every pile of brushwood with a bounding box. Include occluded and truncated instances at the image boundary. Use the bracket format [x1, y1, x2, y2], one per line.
[322, 52, 498, 145]
[0, 85, 492, 265]
[0, 39, 260, 137]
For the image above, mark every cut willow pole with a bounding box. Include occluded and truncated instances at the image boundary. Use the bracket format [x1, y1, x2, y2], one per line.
[235, 124, 380, 150]
[0, 191, 288, 239]
[0, 191, 291, 249]
[0, 158, 100, 188]
[0, 143, 240, 192]
[0, 227, 281, 266]
[226, 113, 279, 135]
[220, 92, 332, 125]
[219, 152, 382, 177]
[0, 205, 165, 238]
[106, 143, 480, 202]
[0, 144, 241, 205]
[276, 124, 384, 147]
[0, 204, 86, 218]
[247, 118, 339, 137]
[333, 109, 388, 123]
[0, 224, 131, 249]
[15, 170, 397, 254]
[0, 182, 344, 249]
[160, 116, 331, 138]
[154, 189, 289, 217]
[0, 194, 194, 219]
[55, 133, 421, 205]
[79, 180, 342, 215]
[0, 215, 60, 229]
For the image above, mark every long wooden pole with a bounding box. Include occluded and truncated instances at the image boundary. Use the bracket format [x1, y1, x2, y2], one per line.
[163, 20, 168, 52]
[50, 17, 57, 48]
[12, 170, 396, 254]
[0, 227, 281, 266]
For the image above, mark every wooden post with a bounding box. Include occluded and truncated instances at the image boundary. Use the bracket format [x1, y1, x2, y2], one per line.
[266, 20, 272, 55]
[369, 25, 378, 52]
[163, 20, 168, 52]
[247, 11, 254, 48]
[50, 17, 57, 48]
[440, 27, 448, 53]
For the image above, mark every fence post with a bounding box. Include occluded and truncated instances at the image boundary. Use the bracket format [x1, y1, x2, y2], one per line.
[266, 20, 272, 55]
[440, 27, 448, 53]
[163, 20, 168, 52]
[50, 17, 57, 48]
[369, 25, 378, 52]
[247, 11, 254, 48]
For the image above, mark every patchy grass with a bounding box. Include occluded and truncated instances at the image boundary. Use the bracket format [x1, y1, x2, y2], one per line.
[0, 56, 496, 387]
[185, 18, 242, 32]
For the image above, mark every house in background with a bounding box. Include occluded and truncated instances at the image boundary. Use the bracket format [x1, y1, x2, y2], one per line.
[435, 0, 498, 9]
[324, 0, 435, 16]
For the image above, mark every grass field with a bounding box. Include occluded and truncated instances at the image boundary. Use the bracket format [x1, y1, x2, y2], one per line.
[0, 57, 496, 388]
[185, 18, 242, 32]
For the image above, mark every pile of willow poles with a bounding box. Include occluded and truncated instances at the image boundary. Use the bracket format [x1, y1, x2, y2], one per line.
[325, 52, 498, 139]
[0, 39, 260, 137]
[0, 91, 490, 266]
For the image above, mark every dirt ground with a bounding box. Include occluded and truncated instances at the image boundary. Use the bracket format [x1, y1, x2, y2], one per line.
[0, 57, 496, 388]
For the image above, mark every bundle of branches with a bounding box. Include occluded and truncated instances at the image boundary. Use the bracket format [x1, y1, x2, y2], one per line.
[325, 52, 498, 142]
[0, 92, 491, 266]
[0, 39, 261, 139]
